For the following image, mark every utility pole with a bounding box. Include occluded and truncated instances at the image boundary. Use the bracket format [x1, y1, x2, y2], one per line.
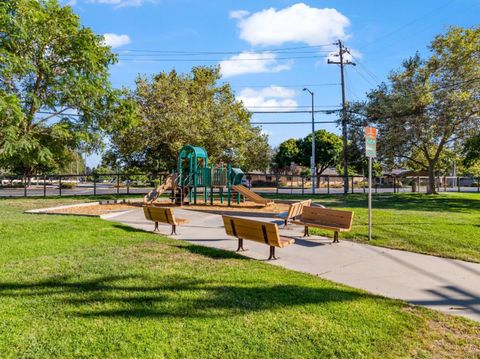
[303, 88, 315, 194]
[328, 40, 355, 194]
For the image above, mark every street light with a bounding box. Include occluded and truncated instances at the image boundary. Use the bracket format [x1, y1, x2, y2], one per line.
[303, 88, 315, 194]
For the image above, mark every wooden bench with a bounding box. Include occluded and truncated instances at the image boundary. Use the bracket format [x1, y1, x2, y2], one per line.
[292, 206, 354, 243]
[276, 199, 312, 226]
[143, 206, 187, 235]
[222, 215, 295, 260]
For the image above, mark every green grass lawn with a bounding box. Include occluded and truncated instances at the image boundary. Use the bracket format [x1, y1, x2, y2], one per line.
[268, 192, 480, 263]
[0, 198, 479, 357]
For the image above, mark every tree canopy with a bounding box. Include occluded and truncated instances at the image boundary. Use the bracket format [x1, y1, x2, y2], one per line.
[0, 0, 135, 175]
[364, 26, 480, 193]
[273, 130, 343, 181]
[105, 66, 271, 172]
[297, 130, 343, 177]
[273, 138, 300, 171]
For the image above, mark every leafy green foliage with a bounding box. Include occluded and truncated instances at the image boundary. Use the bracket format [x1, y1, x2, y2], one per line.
[273, 130, 342, 178]
[273, 138, 300, 172]
[365, 27, 480, 193]
[105, 66, 270, 172]
[463, 133, 480, 167]
[298, 130, 343, 176]
[0, 0, 136, 175]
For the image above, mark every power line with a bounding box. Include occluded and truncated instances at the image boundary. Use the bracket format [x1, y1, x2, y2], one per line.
[362, 0, 456, 49]
[250, 121, 337, 125]
[245, 105, 339, 108]
[110, 81, 341, 89]
[116, 55, 328, 62]
[117, 44, 336, 55]
[230, 83, 341, 89]
[249, 110, 339, 114]
[117, 50, 332, 57]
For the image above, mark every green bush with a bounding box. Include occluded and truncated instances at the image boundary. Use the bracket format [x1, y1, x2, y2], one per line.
[60, 182, 77, 189]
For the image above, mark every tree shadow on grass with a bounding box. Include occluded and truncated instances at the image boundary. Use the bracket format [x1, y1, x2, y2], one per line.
[174, 244, 248, 260]
[111, 223, 153, 233]
[0, 274, 368, 319]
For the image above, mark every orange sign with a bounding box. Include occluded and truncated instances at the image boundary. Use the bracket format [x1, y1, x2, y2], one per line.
[365, 127, 377, 139]
[365, 127, 377, 158]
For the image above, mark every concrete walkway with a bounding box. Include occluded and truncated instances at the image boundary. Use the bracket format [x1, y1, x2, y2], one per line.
[106, 207, 480, 322]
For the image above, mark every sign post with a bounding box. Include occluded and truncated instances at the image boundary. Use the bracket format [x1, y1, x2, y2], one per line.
[365, 127, 377, 241]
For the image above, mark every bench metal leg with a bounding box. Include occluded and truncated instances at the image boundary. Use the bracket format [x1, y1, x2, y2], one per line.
[303, 226, 310, 237]
[236, 238, 245, 252]
[171, 224, 177, 235]
[268, 246, 278, 260]
[284, 219, 288, 227]
[154, 222, 159, 231]
[333, 231, 339, 243]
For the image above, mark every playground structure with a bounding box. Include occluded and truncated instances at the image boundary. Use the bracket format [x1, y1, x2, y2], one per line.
[145, 145, 273, 207]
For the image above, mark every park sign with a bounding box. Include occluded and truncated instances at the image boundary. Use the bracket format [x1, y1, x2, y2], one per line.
[365, 127, 377, 158]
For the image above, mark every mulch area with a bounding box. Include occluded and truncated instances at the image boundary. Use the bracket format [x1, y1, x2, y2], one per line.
[46, 203, 140, 216]
[45, 199, 289, 216]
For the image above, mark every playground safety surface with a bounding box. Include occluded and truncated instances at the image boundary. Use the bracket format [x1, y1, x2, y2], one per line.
[45, 203, 139, 216]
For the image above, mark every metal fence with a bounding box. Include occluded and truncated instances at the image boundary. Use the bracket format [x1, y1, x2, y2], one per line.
[1, 172, 479, 198]
[242, 174, 480, 195]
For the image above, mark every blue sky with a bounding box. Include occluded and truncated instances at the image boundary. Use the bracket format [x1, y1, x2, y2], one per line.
[67, 0, 480, 167]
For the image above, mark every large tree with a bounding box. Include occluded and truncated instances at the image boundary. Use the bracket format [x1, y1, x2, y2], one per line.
[106, 66, 271, 172]
[0, 0, 134, 176]
[298, 129, 343, 186]
[366, 27, 480, 193]
[273, 138, 300, 173]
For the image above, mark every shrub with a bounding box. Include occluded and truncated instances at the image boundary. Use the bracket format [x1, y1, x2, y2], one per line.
[60, 182, 77, 189]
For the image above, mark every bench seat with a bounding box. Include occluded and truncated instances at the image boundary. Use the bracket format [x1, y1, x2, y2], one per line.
[143, 206, 187, 235]
[222, 215, 295, 260]
[276, 199, 312, 226]
[292, 206, 354, 243]
[291, 219, 351, 232]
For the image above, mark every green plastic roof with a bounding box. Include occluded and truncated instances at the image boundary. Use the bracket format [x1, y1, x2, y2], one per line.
[178, 145, 208, 160]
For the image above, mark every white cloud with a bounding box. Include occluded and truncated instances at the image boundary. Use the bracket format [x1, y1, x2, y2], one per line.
[238, 86, 298, 112]
[103, 33, 131, 49]
[229, 10, 249, 19]
[89, 0, 155, 8]
[233, 3, 350, 46]
[219, 52, 293, 78]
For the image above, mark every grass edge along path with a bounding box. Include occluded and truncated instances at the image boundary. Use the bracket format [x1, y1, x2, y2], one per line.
[0, 198, 478, 357]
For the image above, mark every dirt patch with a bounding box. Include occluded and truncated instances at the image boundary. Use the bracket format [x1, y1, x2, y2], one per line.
[46, 203, 140, 216]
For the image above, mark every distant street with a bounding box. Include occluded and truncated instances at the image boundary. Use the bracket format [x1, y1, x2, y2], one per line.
[1, 182, 478, 198]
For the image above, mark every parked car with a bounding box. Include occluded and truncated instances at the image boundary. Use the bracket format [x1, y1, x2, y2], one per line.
[241, 178, 251, 187]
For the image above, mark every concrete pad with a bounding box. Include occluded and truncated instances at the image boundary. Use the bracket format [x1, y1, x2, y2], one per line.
[107, 207, 480, 322]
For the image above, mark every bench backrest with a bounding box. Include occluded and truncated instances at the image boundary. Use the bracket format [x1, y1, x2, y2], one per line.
[287, 199, 312, 219]
[222, 215, 283, 247]
[301, 206, 353, 230]
[143, 206, 177, 225]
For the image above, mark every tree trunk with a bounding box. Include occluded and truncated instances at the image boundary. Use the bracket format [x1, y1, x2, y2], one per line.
[426, 164, 437, 195]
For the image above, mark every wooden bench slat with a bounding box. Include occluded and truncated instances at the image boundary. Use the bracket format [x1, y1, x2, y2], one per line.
[276, 199, 312, 225]
[222, 215, 295, 259]
[143, 206, 187, 235]
[292, 206, 354, 243]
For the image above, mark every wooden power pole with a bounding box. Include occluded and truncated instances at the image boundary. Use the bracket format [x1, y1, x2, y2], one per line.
[328, 40, 356, 194]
